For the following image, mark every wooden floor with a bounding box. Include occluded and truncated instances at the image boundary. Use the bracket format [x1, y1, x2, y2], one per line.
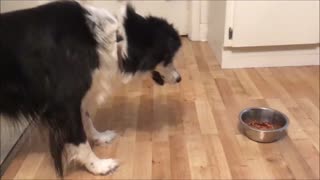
[2, 39, 319, 179]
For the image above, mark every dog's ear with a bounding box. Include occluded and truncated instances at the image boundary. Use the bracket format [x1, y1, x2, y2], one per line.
[168, 37, 181, 56]
[137, 53, 157, 71]
[168, 37, 175, 52]
[119, 1, 136, 18]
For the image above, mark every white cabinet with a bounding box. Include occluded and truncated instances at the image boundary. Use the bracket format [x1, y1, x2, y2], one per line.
[229, 1, 319, 47]
[208, 1, 320, 68]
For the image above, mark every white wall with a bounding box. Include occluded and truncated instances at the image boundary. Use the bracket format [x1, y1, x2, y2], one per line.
[188, 0, 209, 41]
[1, 0, 190, 36]
[199, 1, 208, 41]
[0, 0, 48, 13]
[207, 1, 227, 63]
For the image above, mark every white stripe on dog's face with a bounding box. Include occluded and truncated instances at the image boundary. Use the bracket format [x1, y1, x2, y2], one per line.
[154, 63, 181, 84]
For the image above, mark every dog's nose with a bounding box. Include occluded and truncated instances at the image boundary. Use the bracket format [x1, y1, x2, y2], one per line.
[176, 76, 182, 83]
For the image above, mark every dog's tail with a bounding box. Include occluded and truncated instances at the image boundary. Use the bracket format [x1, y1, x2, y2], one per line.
[48, 128, 65, 177]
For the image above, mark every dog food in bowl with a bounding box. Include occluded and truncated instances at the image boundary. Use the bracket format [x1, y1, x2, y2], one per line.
[247, 120, 282, 130]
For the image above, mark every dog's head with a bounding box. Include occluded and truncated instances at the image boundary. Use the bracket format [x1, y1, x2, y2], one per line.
[118, 4, 182, 85]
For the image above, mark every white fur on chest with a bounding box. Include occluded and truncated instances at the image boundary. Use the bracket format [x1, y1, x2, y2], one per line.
[84, 4, 119, 73]
[82, 5, 119, 106]
[82, 4, 132, 107]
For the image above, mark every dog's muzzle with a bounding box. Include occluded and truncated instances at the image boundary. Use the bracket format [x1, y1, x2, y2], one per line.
[152, 70, 181, 85]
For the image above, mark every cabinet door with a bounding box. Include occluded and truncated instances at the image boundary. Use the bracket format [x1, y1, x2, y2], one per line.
[230, 1, 319, 47]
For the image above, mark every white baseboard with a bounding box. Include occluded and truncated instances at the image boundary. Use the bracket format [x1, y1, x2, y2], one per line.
[220, 45, 320, 69]
[222, 53, 319, 69]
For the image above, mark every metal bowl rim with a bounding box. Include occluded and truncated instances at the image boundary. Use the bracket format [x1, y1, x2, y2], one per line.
[239, 107, 289, 132]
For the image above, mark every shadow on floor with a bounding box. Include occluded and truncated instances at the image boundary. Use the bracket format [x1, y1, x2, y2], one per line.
[94, 95, 184, 136]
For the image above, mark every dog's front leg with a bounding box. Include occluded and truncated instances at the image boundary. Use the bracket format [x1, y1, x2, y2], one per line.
[81, 107, 117, 145]
[81, 75, 117, 145]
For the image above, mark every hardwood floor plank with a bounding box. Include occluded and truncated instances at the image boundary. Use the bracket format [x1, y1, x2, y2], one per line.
[169, 134, 191, 179]
[297, 98, 320, 126]
[203, 135, 232, 179]
[234, 69, 263, 99]
[236, 134, 274, 179]
[151, 141, 171, 179]
[132, 141, 152, 179]
[13, 145, 45, 179]
[195, 99, 218, 135]
[111, 137, 135, 180]
[277, 137, 317, 179]
[33, 154, 57, 179]
[294, 139, 320, 178]
[258, 143, 295, 179]
[186, 134, 212, 180]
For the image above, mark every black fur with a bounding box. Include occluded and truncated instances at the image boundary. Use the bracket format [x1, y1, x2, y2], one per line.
[0, 0, 181, 177]
[121, 5, 181, 74]
[0, 1, 98, 176]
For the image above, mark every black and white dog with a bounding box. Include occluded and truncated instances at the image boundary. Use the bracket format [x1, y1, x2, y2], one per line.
[0, 0, 181, 176]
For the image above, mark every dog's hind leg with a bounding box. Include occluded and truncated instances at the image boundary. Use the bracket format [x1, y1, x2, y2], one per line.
[47, 103, 118, 176]
[65, 141, 119, 175]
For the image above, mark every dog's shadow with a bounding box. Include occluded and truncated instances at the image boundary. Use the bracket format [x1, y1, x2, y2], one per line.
[93, 95, 184, 136]
[6, 94, 186, 177]
[14, 94, 185, 155]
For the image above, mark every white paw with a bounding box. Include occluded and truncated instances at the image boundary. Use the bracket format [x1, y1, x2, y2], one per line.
[93, 130, 117, 145]
[86, 158, 119, 175]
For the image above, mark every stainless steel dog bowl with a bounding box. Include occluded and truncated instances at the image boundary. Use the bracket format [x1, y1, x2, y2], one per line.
[239, 107, 289, 143]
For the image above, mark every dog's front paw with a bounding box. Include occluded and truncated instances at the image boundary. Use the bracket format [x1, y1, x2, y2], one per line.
[86, 158, 119, 175]
[93, 130, 117, 145]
